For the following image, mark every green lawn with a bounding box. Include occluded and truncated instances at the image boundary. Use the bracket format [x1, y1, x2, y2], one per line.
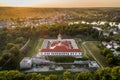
[75, 38, 91, 59]
[81, 45, 93, 59]
[75, 35, 96, 41]
[85, 41, 108, 67]
[35, 39, 44, 53]
[25, 38, 44, 57]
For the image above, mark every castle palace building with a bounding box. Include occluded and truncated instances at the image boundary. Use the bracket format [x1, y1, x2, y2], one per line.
[39, 34, 82, 58]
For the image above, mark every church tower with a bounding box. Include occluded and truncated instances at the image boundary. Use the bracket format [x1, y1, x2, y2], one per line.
[57, 33, 62, 41]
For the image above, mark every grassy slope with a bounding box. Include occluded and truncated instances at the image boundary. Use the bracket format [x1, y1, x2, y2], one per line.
[25, 38, 44, 57]
[75, 38, 94, 59]
[35, 38, 44, 53]
[85, 41, 108, 67]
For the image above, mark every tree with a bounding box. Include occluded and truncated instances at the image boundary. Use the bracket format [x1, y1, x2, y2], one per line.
[0, 77, 7, 80]
[0, 71, 7, 80]
[49, 74, 58, 80]
[15, 37, 24, 44]
[6, 34, 12, 41]
[75, 71, 93, 80]
[107, 57, 113, 64]
[2, 53, 11, 60]
[109, 32, 113, 36]
[25, 73, 45, 80]
[94, 67, 112, 80]
[0, 67, 119, 80]
[104, 22, 110, 27]
[116, 47, 120, 51]
[45, 77, 50, 80]
[63, 71, 71, 80]
[0, 70, 24, 80]
[106, 54, 113, 59]
[37, 74, 45, 80]
[111, 66, 120, 80]
[6, 43, 15, 50]
[0, 57, 6, 66]
[9, 45, 20, 56]
[101, 48, 111, 56]
[25, 73, 38, 80]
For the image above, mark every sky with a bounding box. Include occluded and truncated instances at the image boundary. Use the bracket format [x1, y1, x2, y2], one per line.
[0, 0, 120, 7]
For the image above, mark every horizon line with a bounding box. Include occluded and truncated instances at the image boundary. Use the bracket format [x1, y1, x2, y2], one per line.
[0, 6, 120, 8]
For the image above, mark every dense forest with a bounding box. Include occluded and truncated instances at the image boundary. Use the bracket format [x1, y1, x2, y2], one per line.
[0, 7, 120, 22]
[0, 66, 120, 80]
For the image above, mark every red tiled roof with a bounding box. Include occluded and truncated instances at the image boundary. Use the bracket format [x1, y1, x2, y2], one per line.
[41, 46, 81, 52]
[41, 40, 81, 52]
[51, 42, 59, 47]
[51, 41, 70, 48]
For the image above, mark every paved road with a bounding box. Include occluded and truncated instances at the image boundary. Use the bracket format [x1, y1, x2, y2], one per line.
[82, 42, 104, 68]
[20, 39, 30, 51]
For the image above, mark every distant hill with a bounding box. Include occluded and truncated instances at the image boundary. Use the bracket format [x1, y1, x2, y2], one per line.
[0, 7, 63, 19]
[0, 7, 120, 22]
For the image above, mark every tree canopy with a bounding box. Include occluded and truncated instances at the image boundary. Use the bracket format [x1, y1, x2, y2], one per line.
[0, 66, 120, 80]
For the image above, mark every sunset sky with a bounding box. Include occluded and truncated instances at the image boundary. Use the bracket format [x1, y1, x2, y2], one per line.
[0, 0, 120, 7]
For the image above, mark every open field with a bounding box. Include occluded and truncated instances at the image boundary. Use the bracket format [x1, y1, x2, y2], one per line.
[35, 38, 44, 53]
[85, 41, 108, 67]
[81, 44, 94, 60]
[75, 38, 94, 59]
[25, 38, 44, 57]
